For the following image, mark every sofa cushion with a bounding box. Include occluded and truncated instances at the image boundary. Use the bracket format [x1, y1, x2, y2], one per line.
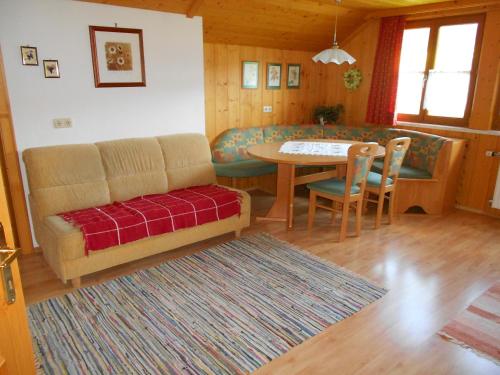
[371, 160, 432, 179]
[307, 179, 360, 196]
[58, 185, 242, 254]
[214, 160, 277, 177]
[96, 138, 168, 202]
[212, 127, 264, 163]
[263, 124, 323, 143]
[23, 144, 111, 218]
[157, 134, 216, 191]
[44, 186, 250, 262]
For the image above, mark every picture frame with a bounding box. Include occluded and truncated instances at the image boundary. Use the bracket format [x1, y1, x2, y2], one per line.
[43, 60, 60, 78]
[287, 64, 301, 89]
[241, 61, 259, 89]
[89, 25, 146, 88]
[20, 46, 38, 66]
[266, 63, 282, 89]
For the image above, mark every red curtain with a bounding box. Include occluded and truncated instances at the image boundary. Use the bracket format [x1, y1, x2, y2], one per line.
[365, 16, 406, 126]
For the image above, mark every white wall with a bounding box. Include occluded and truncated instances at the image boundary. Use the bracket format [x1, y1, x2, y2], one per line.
[0, 0, 205, 243]
[0, 0, 205, 150]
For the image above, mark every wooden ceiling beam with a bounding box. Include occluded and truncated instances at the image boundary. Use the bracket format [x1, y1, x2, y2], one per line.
[186, 0, 204, 18]
[365, 0, 500, 19]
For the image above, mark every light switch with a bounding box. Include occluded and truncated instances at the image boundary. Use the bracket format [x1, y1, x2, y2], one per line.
[53, 118, 72, 128]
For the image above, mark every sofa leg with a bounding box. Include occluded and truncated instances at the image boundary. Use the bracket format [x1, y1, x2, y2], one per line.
[71, 277, 81, 288]
[235, 229, 242, 239]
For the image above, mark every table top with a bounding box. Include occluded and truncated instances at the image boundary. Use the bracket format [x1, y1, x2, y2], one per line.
[247, 139, 385, 165]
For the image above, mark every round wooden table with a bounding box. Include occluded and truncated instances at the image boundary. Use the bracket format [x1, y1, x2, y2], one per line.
[247, 140, 385, 229]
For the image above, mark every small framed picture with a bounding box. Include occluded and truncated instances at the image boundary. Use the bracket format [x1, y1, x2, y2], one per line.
[287, 64, 301, 89]
[20, 46, 38, 66]
[242, 61, 259, 89]
[266, 63, 282, 89]
[43, 60, 60, 78]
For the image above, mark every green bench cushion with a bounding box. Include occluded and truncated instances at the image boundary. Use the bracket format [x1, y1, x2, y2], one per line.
[307, 179, 360, 196]
[366, 171, 393, 186]
[371, 160, 432, 179]
[213, 160, 277, 178]
[264, 124, 323, 143]
[212, 127, 264, 163]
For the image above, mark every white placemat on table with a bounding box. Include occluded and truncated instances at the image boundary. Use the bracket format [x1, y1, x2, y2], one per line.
[279, 141, 352, 156]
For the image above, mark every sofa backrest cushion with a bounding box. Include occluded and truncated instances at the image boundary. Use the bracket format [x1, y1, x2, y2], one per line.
[157, 133, 216, 191]
[212, 127, 264, 163]
[23, 144, 111, 218]
[263, 124, 324, 143]
[96, 138, 168, 202]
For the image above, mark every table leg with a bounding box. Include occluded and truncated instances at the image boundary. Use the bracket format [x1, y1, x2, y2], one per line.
[256, 163, 295, 227]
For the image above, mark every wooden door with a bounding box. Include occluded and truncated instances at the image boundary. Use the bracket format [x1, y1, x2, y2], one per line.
[0, 251, 36, 375]
[0, 46, 36, 374]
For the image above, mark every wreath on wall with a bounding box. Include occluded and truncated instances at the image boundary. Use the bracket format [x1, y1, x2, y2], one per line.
[343, 68, 362, 91]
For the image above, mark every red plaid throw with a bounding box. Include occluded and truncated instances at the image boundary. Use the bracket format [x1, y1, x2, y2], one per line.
[59, 185, 241, 254]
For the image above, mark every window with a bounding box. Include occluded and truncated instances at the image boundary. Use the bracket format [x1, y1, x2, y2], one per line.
[396, 15, 484, 126]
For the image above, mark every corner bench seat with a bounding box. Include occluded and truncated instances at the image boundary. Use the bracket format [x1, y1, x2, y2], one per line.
[211, 124, 465, 214]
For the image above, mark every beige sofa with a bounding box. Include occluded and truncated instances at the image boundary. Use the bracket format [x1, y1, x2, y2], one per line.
[23, 133, 251, 287]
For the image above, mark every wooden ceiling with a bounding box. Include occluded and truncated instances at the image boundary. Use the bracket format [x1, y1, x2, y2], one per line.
[80, 0, 466, 50]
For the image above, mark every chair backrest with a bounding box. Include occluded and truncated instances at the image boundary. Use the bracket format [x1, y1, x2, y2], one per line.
[381, 137, 411, 183]
[345, 142, 379, 196]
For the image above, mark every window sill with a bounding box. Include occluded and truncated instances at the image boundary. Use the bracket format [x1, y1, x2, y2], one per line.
[396, 121, 500, 136]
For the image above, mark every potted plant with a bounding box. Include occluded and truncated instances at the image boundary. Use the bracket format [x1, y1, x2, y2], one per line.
[313, 104, 344, 126]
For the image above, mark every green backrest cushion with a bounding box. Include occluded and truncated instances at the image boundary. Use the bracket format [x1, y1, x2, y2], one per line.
[324, 125, 446, 175]
[386, 129, 446, 175]
[263, 124, 324, 143]
[352, 155, 371, 186]
[212, 127, 264, 163]
[212, 124, 446, 175]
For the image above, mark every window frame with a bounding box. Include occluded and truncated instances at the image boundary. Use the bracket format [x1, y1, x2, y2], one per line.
[397, 14, 485, 127]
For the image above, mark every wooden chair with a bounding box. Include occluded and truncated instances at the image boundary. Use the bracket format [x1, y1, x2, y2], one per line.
[307, 143, 379, 242]
[364, 137, 411, 228]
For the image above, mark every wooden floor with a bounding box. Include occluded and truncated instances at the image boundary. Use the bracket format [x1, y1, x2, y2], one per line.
[19, 190, 500, 375]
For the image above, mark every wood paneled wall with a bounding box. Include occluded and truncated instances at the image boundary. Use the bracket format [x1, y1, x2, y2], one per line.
[320, 10, 500, 217]
[204, 43, 330, 142]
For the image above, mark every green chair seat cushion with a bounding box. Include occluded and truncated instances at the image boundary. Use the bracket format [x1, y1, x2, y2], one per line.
[307, 179, 360, 196]
[213, 160, 277, 178]
[366, 172, 393, 186]
[371, 160, 432, 179]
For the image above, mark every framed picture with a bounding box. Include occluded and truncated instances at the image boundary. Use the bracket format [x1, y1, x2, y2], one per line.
[287, 64, 301, 89]
[20, 46, 38, 66]
[89, 26, 146, 88]
[43, 60, 60, 78]
[242, 61, 259, 89]
[266, 63, 282, 89]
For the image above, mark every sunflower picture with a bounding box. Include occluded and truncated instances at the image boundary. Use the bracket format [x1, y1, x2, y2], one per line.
[105, 42, 132, 71]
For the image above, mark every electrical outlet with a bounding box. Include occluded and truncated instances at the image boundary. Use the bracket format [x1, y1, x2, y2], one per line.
[53, 118, 72, 129]
[263, 106, 272, 113]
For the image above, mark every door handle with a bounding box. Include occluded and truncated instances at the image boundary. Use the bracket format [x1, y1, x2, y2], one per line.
[1, 248, 19, 304]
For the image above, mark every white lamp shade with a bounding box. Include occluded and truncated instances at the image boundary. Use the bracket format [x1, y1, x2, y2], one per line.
[312, 46, 356, 65]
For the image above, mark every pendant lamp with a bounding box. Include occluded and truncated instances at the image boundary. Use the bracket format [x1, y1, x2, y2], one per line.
[313, 0, 356, 65]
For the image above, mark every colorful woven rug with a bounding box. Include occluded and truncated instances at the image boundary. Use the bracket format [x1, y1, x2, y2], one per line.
[439, 281, 500, 365]
[28, 233, 386, 374]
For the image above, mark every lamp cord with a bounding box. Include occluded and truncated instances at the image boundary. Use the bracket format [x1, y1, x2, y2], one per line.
[333, 0, 340, 46]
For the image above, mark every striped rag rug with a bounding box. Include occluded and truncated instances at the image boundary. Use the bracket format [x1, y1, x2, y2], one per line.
[28, 233, 387, 375]
[438, 281, 500, 365]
